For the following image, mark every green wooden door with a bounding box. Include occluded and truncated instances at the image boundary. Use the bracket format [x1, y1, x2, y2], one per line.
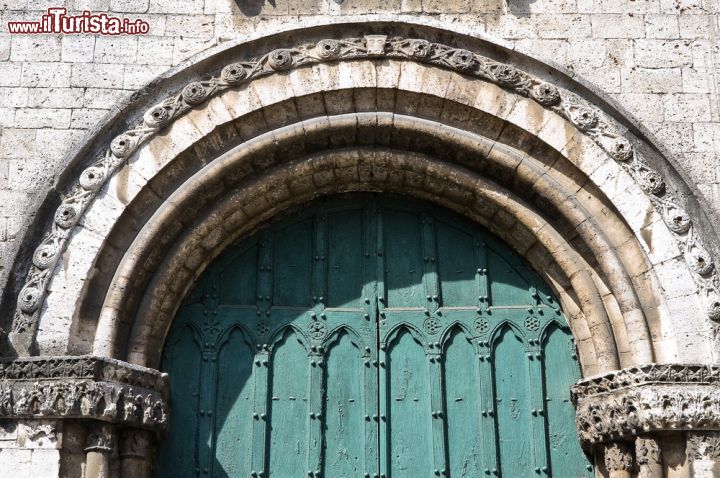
[155, 195, 593, 478]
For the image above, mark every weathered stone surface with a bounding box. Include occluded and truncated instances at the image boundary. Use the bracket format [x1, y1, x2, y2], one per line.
[7, 34, 714, 368]
[0, 6, 719, 477]
[573, 364, 720, 446]
[0, 356, 168, 430]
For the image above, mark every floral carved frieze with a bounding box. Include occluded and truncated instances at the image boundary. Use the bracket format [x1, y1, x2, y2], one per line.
[10, 35, 720, 353]
[0, 356, 168, 430]
[572, 364, 720, 447]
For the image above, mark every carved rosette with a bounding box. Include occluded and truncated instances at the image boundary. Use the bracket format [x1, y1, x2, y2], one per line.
[573, 364, 720, 448]
[11, 33, 720, 353]
[0, 356, 168, 431]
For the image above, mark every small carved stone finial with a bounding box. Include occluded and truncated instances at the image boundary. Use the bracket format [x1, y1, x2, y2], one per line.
[85, 423, 116, 453]
[604, 442, 634, 472]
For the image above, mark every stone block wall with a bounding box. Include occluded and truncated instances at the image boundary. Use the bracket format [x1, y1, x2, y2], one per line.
[0, 0, 718, 309]
[0, 420, 62, 478]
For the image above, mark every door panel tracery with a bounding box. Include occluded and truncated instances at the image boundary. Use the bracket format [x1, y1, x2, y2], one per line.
[156, 195, 592, 478]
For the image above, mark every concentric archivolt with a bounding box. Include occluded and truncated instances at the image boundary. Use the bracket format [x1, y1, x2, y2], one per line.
[10, 33, 719, 359]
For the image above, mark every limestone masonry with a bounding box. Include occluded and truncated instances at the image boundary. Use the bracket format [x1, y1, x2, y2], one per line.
[0, 0, 719, 476]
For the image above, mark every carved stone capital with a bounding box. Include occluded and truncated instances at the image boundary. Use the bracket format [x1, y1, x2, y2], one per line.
[635, 435, 661, 466]
[0, 356, 168, 430]
[604, 442, 634, 472]
[119, 428, 153, 459]
[85, 423, 116, 453]
[572, 363, 720, 447]
[688, 432, 720, 461]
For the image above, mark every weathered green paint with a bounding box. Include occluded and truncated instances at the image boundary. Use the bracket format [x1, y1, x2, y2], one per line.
[156, 194, 593, 478]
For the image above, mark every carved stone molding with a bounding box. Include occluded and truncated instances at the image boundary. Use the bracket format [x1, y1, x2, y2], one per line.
[0, 356, 168, 430]
[573, 363, 720, 447]
[9, 33, 719, 355]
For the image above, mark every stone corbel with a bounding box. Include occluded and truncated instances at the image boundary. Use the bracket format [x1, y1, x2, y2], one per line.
[573, 363, 720, 448]
[0, 356, 168, 430]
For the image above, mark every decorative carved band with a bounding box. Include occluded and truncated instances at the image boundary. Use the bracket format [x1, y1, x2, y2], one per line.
[10, 33, 719, 354]
[0, 356, 168, 430]
[572, 364, 720, 447]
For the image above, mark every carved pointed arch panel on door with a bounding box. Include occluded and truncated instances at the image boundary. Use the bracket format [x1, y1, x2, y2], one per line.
[156, 194, 593, 478]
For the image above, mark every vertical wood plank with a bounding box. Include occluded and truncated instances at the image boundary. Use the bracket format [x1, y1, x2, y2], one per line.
[273, 220, 314, 307]
[266, 330, 310, 476]
[321, 332, 365, 477]
[197, 347, 216, 477]
[312, 212, 327, 310]
[382, 208, 424, 308]
[214, 329, 255, 478]
[434, 220, 477, 308]
[475, 235, 490, 312]
[306, 211, 327, 477]
[493, 326, 534, 477]
[421, 212, 440, 314]
[155, 323, 202, 478]
[527, 324, 551, 476]
[326, 209, 364, 309]
[444, 328, 484, 477]
[362, 199, 380, 478]
[385, 329, 434, 478]
[375, 201, 390, 478]
[250, 345, 269, 478]
[543, 325, 593, 477]
[257, 230, 272, 320]
[477, 337, 499, 476]
[307, 346, 323, 478]
[428, 347, 449, 477]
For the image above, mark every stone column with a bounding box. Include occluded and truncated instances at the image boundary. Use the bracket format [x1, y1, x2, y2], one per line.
[604, 441, 634, 478]
[84, 423, 116, 478]
[119, 429, 153, 478]
[636, 435, 663, 478]
[687, 432, 720, 478]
